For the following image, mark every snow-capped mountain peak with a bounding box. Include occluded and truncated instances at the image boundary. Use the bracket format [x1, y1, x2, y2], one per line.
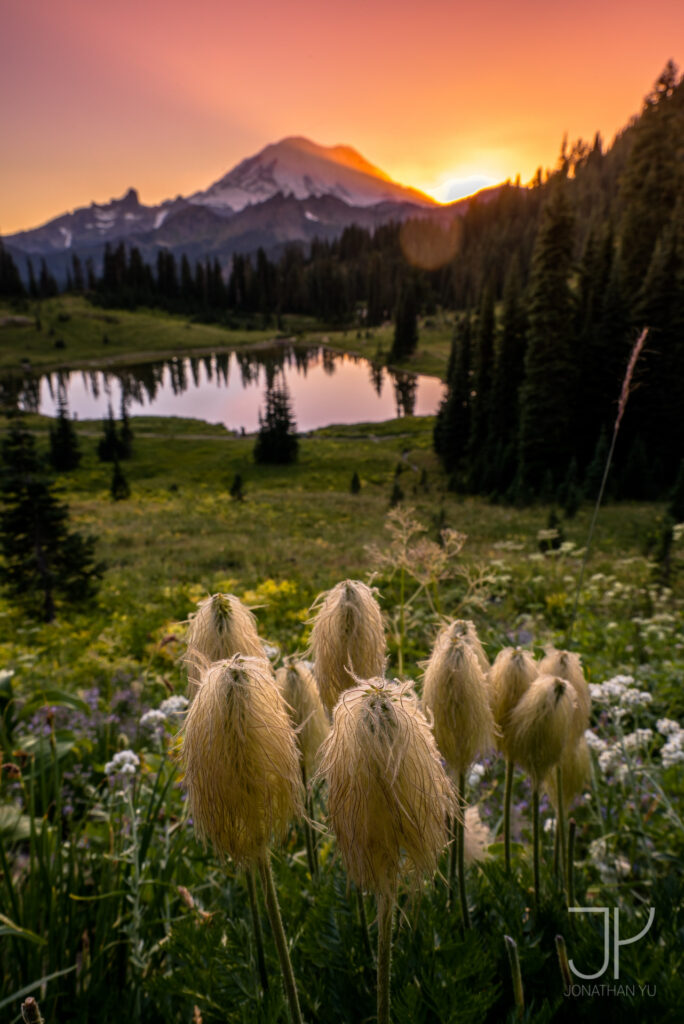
[190, 136, 437, 212]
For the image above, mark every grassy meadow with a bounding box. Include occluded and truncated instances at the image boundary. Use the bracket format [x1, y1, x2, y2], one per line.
[1, 306, 683, 1023]
[0, 296, 453, 377]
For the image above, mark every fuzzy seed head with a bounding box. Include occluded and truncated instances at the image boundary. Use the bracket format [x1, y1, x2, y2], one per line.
[489, 647, 538, 756]
[422, 623, 495, 776]
[181, 655, 304, 865]
[507, 674, 578, 789]
[544, 735, 591, 810]
[539, 649, 591, 738]
[309, 580, 386, 713]
[275, 660, 330, 775]
[316, 678, 455, 896]
[463, 805, 491, 865]
[185, 593, 265, 696]
[449, 619, 490, 671]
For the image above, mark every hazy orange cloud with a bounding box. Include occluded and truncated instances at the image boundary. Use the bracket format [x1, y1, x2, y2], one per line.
[1, 0, 682, 232]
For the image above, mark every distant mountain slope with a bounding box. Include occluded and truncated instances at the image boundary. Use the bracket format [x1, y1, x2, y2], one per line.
[3, 135, 499, 285]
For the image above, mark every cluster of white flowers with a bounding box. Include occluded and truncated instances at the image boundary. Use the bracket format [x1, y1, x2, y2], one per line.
[588, 726, 652, 783]
[588, 837, 631, 883]
[140, 694, 189, 730]
[468, 763, 486, 788]
[656, 718, 684, 768]
[104, 750, 140, 776]
[584, 729, 608, 753]
[597, 746, 628, 783]
[621, 728, 653, 752]
[140, 709, 166, 729]
[589, 675, 652, 710]
[656, 718, 680, 736]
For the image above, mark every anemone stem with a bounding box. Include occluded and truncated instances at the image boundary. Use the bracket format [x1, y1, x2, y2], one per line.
[504, 759, 514, 873]
[556, 765, 566, 891]
[257, 850, 303, 1024]
[246, 866, 269, 993]
[567, 818, 577, 906]
[377, 892, 394, 1024]
[457, 771, 471, 929]
[532, 788, 541, 912]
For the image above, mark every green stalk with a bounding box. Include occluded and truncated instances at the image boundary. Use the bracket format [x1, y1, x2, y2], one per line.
[246, 867, 269, 993]
[398, 565, 405, 675]
[504, 759, 514, 873]
[301, 765, 318, 879]
[356, 888, 373, 964]
[448, 813, 457, 901]
[566, 328, 648, 646]
[555, 934, 572, 988]
[257, 851, 303, 1024]
[532, 788, 540, 912]
[377, 892, 394, 1024]
[567, 818, 577, 907]
[555, 765, 566, 888]
[504, 935, 524, 1019]
[457, 771, 471, 929]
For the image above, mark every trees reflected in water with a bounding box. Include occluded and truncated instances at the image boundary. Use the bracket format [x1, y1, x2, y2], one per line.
[1, 343, 424, 424]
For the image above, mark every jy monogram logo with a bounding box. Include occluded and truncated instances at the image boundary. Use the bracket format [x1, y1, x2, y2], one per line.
[568, 907, 655, 980]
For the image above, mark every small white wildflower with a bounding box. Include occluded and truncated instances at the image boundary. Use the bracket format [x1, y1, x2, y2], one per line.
[544, 817, 556, 834]
[598, 747, 621, 776]
[585, 730, 608, 753]
[140, 709, 166, 729]
[615, 856, 631, 878]
[159, 695, 189, 718]
[589, 837, 607, 862]
[105, 750, 140, 776]
[468, 763, 486, 788]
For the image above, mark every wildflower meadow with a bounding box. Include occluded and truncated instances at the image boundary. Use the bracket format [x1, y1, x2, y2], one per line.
[1, 501, 683, 1023]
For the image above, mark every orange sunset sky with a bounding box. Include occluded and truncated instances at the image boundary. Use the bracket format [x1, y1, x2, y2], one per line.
[1, 0, 683, 234]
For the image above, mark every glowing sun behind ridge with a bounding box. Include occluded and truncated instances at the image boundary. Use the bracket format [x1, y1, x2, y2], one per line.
[425, 173, 500, 204]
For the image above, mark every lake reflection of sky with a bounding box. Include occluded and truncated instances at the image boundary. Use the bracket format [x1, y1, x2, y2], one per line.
[33, 348, 445, 432]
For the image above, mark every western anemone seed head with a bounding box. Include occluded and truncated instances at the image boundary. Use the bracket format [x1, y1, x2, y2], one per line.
[422, 623, 495, 777]
[489, 647, 538, 756]
[181, 655, 304, 866]
[449, 619, 490, 671]
[539, 648, 591, 738]
[308, 580, 386, 714]
[185, 593, 265, 696]
[544, 735, 591, 811]
[507, 674, 578, 789]
[463, 806, 491, 865]
[316, 678, 455, 896]
[275, 660, 330, 776]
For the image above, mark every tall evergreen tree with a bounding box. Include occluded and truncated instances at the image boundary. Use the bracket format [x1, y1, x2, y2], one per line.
[253, 383, 299, 464]
[0, 420, 101, 621]
[390, 284, 418, 360]
[467, 283, 496, 490]
[49, 394, 81, 471]
[0, 240, 25, 298]
[488, 260, 527, 493]
[433, 311, 471, 473]
[518, 183, 577, 493]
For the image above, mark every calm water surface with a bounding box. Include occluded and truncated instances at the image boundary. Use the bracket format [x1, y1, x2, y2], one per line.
[18, 346, 444, 432]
